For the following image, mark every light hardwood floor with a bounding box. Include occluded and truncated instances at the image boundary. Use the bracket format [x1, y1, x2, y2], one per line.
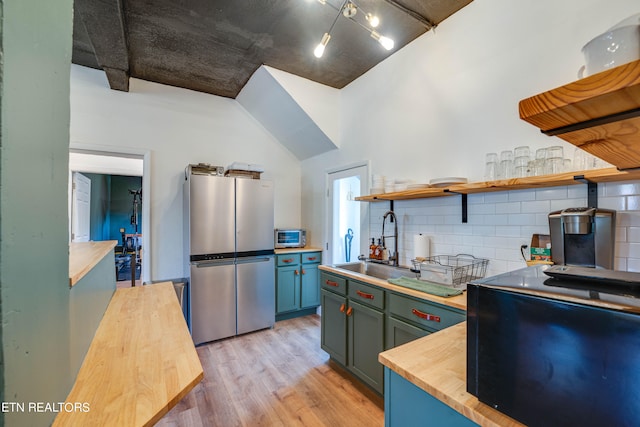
[157, 314, 384, 427]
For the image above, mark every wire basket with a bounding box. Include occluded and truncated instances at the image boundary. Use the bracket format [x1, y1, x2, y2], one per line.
[412, 254, 489, 289]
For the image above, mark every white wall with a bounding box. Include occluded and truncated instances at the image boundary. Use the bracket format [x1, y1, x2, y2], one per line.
[301, 0, 640, 274]
[70, 65, 302, 280]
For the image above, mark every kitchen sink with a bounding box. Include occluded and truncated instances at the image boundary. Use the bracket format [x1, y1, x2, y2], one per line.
[333, 261, 415, 280]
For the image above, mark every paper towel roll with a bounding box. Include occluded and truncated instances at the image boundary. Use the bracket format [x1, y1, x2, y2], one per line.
[413, 234, 430, 260]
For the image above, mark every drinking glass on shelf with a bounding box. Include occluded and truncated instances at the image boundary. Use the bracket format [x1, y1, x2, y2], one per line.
[486, 152, 499, 163]
[514, 156, 530, 178]
[514, 146, 530, 159]
[546, 157, 564, 174]
[564, 158, 572, 172]
[547, 146, 564, 159]
[500, 150, 514, 179]
[485, 161, 499, 180]
[573, 148, 588, 171]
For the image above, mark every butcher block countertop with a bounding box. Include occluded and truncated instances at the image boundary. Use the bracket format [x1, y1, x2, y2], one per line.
[379, 322, 524, 427]
[53, 282, 203, 427]
[69, 240, 117, 287]
[318, 264, 467, 311]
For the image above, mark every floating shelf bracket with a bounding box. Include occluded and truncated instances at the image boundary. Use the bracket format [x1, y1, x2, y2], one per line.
[542, 107, 640, 137]
[444, 190, 468, 223]
[574, 175, 598, 208]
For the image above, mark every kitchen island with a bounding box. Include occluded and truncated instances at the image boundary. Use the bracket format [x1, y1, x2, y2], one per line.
[54, 282, 203, 427]
[379, 322, 524, 427]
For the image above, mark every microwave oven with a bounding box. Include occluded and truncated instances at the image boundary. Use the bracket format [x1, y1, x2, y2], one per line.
[275, 229, 306, 248]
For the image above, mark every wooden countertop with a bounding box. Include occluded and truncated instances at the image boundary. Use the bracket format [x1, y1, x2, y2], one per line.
[275, 247, 322, 254]
[69, 240, 117, 287]
[319, 264, 467, 311]
[379, 322, 524, 427]
[53, 282, 204, 427]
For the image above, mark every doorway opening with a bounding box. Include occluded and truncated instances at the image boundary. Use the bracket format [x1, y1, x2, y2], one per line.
[69, 147, 150, 287]
[327, 162, 369, 265]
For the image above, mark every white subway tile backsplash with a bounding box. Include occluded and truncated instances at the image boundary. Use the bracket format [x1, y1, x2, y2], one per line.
[604, 181, 640, 197]
[521, 200, 551, 213]
[616, 227, 628, 243]
[496, 225, 521, 237]
[567, 186, 588, 199]
[484, 192, 509, 203]
[495, 202, 521, 214]
[598, 196, 626, 211]
[626, 196, 640, 211]
[367, 182, 640, 276]
[508, 213, 536, 226]
[535, 187, 568, 200]
[626, 258, 640, 272]
[472, 225, 496, 236]
[508, 190, 536, 202]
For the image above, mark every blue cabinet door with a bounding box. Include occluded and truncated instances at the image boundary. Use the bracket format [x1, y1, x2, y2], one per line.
[276, 265, 299, 314]
[321, 289, 347, 365]
[348, 299, 385, 394]
[300, 263, 320, 309]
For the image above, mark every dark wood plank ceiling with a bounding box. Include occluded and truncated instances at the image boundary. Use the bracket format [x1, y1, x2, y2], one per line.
[72, 0, 473, 99]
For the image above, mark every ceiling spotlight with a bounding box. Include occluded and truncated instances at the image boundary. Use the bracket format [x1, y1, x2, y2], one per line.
[365, 13, 379, 27]
[342, 2, 358, 18]
[313, 0, 394, 58]
[371, 30, 394, 50]
[314, 32, 331, 58]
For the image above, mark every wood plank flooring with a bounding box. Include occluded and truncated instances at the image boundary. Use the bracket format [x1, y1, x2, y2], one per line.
[156, 315, 384, 427]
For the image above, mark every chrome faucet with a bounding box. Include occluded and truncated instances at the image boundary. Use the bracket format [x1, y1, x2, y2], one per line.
[382, 210, 399, 266]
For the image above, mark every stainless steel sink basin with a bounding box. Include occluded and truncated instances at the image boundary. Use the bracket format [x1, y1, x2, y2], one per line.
[333, 261, 414, 280]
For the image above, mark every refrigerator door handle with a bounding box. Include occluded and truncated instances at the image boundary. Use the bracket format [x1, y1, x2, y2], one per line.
[193, 259, 235, 268]
[236, 256, 273, 264]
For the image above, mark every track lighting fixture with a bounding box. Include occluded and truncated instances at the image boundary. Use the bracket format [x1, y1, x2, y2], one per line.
[313, 0, 394, 58]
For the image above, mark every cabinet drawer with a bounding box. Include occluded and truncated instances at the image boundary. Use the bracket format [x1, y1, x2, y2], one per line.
[302, 252, 321, 264]
[348, 280, 384, 311]
[321, 272, 347, 296]
[388, 293, 465, 331]
[277, 254, 300, 267]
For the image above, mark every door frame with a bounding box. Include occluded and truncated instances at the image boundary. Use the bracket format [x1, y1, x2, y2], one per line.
[69, 142, 152, 282]
[325, 161, 369, 265]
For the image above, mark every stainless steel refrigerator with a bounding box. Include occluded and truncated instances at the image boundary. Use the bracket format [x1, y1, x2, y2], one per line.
[184, 167, 275, 345]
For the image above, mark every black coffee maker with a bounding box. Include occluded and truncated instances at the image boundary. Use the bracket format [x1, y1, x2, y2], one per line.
[548, 207, 616, 269]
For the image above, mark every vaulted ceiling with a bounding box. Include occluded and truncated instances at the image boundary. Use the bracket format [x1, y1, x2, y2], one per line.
[72, 0, 473, 99]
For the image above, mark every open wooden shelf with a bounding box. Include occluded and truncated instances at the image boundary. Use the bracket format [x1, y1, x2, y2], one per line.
[519, 59, 640, 170]
[355, 167, 640, 202]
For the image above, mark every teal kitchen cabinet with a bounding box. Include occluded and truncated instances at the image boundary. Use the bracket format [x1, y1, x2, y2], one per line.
[300, 252, 321, 309]
[320, 288, 348, 365]
[276, 251, 321, 321]
[320, 267, 467, 396]
[348, 299, 385, 393]
[320, 272, 348, 365]
[321, 274, 385, 394]
[385, 369, 479, 427]
[386, 292, 465, 349]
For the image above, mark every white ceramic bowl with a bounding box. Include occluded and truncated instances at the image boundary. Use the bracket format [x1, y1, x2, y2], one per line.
[581, 14, 640, 76]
